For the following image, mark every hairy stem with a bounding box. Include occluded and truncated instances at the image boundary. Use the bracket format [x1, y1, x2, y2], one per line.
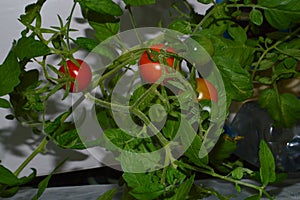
[14, 137, 49, 177]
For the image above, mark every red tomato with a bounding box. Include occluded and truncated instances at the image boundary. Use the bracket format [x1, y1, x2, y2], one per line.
[196, 78, 218, 102]
[59, 59, 92, 93]
[139, 44, 176, 84]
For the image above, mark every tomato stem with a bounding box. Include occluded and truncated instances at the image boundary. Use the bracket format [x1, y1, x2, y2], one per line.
[14, 137, 49, 177]
[251, 27, 300, 80]
[174, 161, 274, 199]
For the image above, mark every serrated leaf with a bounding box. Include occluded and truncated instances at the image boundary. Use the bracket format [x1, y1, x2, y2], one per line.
[44, 111, 85, 149]
[168, 20, 192, 34]
[259, 140, 276, 186]
[76, 0, 123, 16]
[257, 59, 275, 70]
[19, 0, 46, 25]
[13, 37, 50, 60]
[211, 35, 255, 67]
[89, 21, 120, 42]
[166, 175, 195, 200]
[97, 187, 117, 200]
[120, 150, 161, 173]
[227, 24, 247, 43]
[258, 0, 300, 30]
[165, 166, 186, 186]
[250, 9, 263, 26]
[214, 56, 253, 101]
[124, 0, 156, 6]
[0, 52, 21, 96]
[122, 173, 164, 200]
[258, 88, 300, 127]
[75, 37, 99, 51]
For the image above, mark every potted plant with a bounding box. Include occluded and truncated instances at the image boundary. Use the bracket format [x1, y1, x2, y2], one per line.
[0, 0, 300, 199]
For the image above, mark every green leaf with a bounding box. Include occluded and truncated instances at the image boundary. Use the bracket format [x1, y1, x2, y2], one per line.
[120, 150, 161, 172]
[149, 104, 167, 123]
[278, 38, 300, 60]
[209, 135, 237, 166]
[162, 120, 179, 140]
[130, 85, 156, 112]
[0, 52, 21, 96]
[0, 166, 36, 198]
[0, 98, 11, 108]
[0, 186, 19, 198]
[104, 128, 137, 151]
[211, 35, 255, 67]
[89, 21, 120, 42]
[76, 36, 119, 61]
[227, 24, 247, 43]
[214, 56, 254, 101]
[9, 69, 41, 121]
[19, 0, 46, 25]
[256, 59, 275, 71]
[244, 194, 261, 200]
[75, 37, 98, 51]
[97, 187, 117, 200]
[76, 0, 123, 16]
[258, 88, 300, 127]
[184, 135, 209, 168]
[32, 159, 67, 200]
[168, 20, 192, 34]
[166, 175, 195, 200]
[0, 165, 19, 187]
[165, 166, 186, 186]
[258, 0, 300, 30]
[124, 0, 156, 6]
[197, 0, 213, 4]
[259, 140, 276, 186]
[13, 37, 51, 60]
[122, 173, 165, 200]
[45, 111, 85, 149]
[232, 167, 244, 180]
[250, 9, 263, 26]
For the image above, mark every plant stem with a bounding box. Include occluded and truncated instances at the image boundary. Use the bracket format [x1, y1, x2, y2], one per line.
[251, 27, 300, 80]
[192, 5, 219, 34]
[65, 2, 77, 50]
[175, 161, 274, 199]
[127, 6, 143, 44]
[14, 137, 49, 177]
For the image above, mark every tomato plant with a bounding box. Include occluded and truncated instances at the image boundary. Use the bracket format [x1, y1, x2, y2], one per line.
[59, 59, 92, 93]
[139, 44, 176, 83]
[1, 0, 300, 199]
[196, 78, 218, 102]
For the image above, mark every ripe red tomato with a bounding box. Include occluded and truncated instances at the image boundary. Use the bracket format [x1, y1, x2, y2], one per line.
[59, 59, 92, 93]
[139, 44, 176, 84]
[196, 78, 218, 102]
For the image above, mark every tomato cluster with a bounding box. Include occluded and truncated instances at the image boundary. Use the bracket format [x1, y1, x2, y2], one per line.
[59, 59, 92, 93]
[139, 44, 176, 84]
[58, 46, 218, 102]
[139, 44, 218, 102]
